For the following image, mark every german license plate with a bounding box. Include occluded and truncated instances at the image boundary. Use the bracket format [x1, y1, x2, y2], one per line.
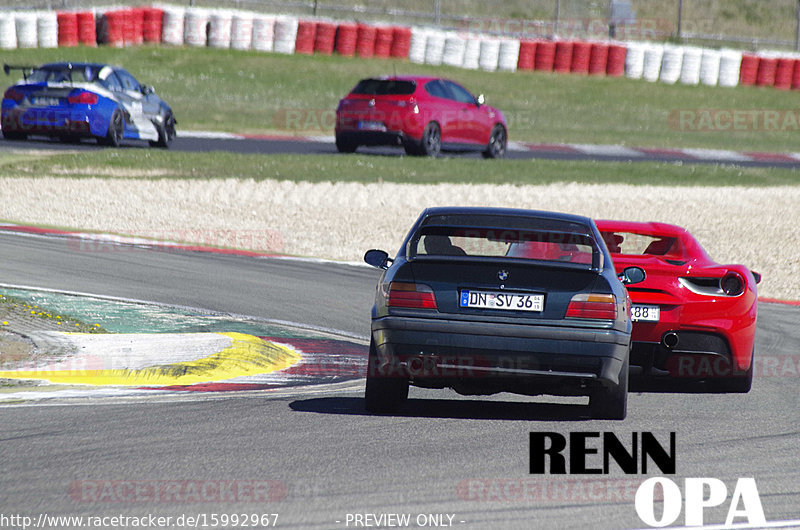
[358, 120, 386, 131]
[460, 290, 544, 312]
[631, 304, 660, 322]
[35, 97, 60, 106]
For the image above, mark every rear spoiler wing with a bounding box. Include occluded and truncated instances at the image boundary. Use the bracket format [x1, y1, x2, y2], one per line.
[3, 64, 37, 81]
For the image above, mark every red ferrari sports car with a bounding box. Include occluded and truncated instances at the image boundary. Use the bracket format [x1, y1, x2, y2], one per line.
[335, 75, 507, 158]
[596, 220, 760, 392]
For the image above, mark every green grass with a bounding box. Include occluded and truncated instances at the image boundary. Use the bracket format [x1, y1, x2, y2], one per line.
[5, 46, 800, 153]
[3, 149, 799, 186]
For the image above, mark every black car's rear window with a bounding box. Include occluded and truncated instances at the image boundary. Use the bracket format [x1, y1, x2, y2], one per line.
[351, 79, 416, 95]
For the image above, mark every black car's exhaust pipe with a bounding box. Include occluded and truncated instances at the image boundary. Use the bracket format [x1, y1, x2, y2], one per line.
[663, 332, 679, 349]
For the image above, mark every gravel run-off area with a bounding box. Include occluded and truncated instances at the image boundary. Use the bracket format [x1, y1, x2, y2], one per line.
[1, 177, 798, 301]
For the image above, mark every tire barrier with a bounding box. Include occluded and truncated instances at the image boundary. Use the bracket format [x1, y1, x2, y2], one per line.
[659, 44, 683, 84]
[8, 4, 799, 92]
[314, 21, 336, 55]
[588, 42, 609, 75]
[0, 13, 17, 49]
[570, 40, 591, 74]
[230, 12, 254, 51]
[335, 23, 358, 57]
[57, 11, 79, 47]
[208, 10, 233, 49]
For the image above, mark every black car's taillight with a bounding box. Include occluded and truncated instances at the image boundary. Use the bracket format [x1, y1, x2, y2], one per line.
[565, 293, 617, 320]
[387, 282, 437, 309]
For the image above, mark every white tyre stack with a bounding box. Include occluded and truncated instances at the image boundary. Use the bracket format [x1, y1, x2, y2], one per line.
[442, 33, 466, 67]
[679, 46, 702, 85]
[0, 13, 17, 49]
[15, 12, 37, 48]
[37, 11, 58, 48]
[252, 14, 275, 52]
[462, 35, 481, 69]
[273, 16, 298, 54]
[184, 8, 210, 47]
[208, 10, 233, 49]
[424, 29, 446, 65]
[231, 11, 254, 51]
[718, 49, 743, 88]
[699, 48, 722, 86]
[624, 41, 646, 79]
[161, 6, 186, 46]
[659, 44, 683, 84]
[498, 39, 521, 71]
[408, 27, 428, 64]
[642, 44, 664, 82]
[478, 38, 501, 71]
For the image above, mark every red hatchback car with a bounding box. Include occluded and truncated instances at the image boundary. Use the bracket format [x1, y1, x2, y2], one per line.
[335, 76, 507, 158]
[596, 220, 760, 392]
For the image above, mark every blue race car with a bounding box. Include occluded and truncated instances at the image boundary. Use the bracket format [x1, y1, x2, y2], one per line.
[2, 62, 176, 148]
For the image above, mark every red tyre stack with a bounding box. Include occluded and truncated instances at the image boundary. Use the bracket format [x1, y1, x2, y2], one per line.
[553, 41, 574, 73]
[142, 7, 163, 44]
[390, 26, 412, 58]
[588, 42, 609, 75]
[99, 10, 125, 47]
[755, 57, 778, 87]
[76, 11, 96, 46]
[570, 41, 591, 74]
[739, 54, 759, 86]
[314, 22, 337, 55]
[792, 59, 800, 89]
[374, 26, 393, 58]
[335, 23, 358, 56]
[295, 20, 317, 55]
[533, 40, 556, 71]
[356, 24, 376, 58]
[606, 44, 626, 76]
[125, 8, 144, 46]
[517, 40, 536, 70]
[57, 12, 79, 47]
[774, 57, 794, 90]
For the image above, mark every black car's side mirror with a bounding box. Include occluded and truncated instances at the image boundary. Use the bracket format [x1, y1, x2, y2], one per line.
[619, 266, 646, 285]
[364, 249, 391, 269]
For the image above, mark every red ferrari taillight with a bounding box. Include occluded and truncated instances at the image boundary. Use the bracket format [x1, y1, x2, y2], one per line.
[387, 282, 437, 309]
[3, 88, 24, 103]
[566, 293, 617, 320]
[67, 90, 98, 105]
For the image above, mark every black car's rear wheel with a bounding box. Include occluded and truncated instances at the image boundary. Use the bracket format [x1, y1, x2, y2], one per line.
[589, 355, 628, 420]
[99, 109, 123, 147]
[482, 124, 507, 159]
[364, 340, 409, 413]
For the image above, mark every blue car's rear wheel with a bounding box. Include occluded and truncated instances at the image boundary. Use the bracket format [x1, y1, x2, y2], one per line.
[99, 109, 123, 147]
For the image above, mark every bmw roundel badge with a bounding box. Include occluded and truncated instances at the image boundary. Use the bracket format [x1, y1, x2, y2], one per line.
[498, 270, 509, 281]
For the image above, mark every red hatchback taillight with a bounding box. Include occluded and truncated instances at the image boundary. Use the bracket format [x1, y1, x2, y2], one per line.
[387, 282, 437, 309]
[67, 90, 98, 105]
[3, 88, 24, 103]
[566, 293, 617, 320]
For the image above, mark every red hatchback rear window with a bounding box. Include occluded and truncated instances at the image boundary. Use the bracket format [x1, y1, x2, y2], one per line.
[351, 79, 416, 95]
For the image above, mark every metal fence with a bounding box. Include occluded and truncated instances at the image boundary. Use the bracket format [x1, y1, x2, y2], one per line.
[6, 0, 800, 50]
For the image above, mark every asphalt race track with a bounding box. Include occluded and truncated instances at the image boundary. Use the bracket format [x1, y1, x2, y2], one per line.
[5, 133, 800, 168]
[1, 231, 799, 529]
